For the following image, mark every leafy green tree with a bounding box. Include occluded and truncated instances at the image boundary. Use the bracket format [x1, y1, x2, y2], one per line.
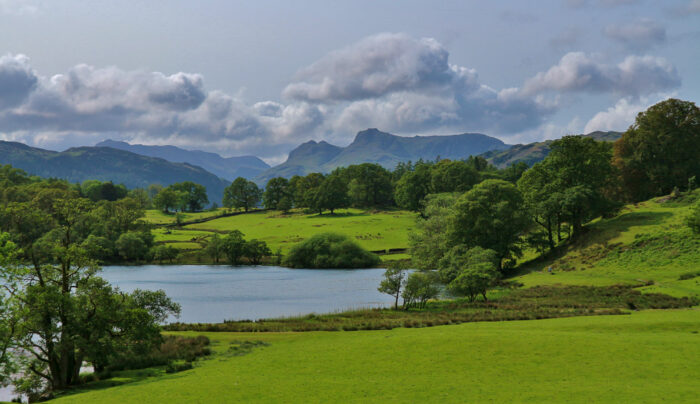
[115, 231, 153, 261]
[243, 239, 271, 265]
[169, 181, 209, 212]
[81, 234, 115, 262]
[409, 193, 458, 270]
[283, 233, 380, 269]
[501, 161, 529, 183]
[223, 177, 261, 212]
[614, 99, 700, 202]
[378, 263, 406, 309]
[153, 188, 179, 213]
[517, 160, 563, 250]
[447, 261, 499, 302]
[401, 271, 439, 309]
[152, 245, 179, 263]
[430, 160, 480, 193]
[314, 174, 348, 214]
[204, 233, 224, 263]
[291, 173, 325, 208]
[450, 179, 530, 271]
[339, 164, 393, 208]
[394, 164, 431, 211]
[544, 135, 615, 239]
[263, 177, 290, 210]
[222, 230, 246, 265]
[437, 245, 499, 284]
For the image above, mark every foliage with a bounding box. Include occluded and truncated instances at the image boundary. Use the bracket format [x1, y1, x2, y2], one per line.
[152, 245, 179, 263]
[283, 233, 380, 269]
[686, 201, 700, 234]
[402, 271, 440, 309]
[313, 174, 348, 214]
[153, 188, 179, 213]
[336, 163, 393, 208]
[409, 193, 458, 270]
[378, 263, 407, 309]
[243, 239, 272, 265]
[437, 245, 499, 284]
[263, 177, 291, 210]
[223, 177, 262, 212]
[450, 180, 530, 270]
[169, 181, 209, 212]
[222, 230, 246, 265]
[614, 99, 700, 202]
[394, 163, 431, 211]
[116, 231, 153, 261]
[204, 233, 224, 263]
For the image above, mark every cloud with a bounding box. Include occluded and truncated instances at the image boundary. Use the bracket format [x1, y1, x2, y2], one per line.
[0, 54, 38, 109]
[583, 95, 670, 133]
[689, 0, 700, 13]
[603, 19, 666, 50]
[283, 33, 456, 102]
[521, 52, 680, 97]
[0, 0, 37, 15]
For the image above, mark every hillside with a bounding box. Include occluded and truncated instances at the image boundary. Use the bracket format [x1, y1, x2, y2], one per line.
[481, 131, 622, 168]
[256, 128, 508, 183]
[514, 190, 700, 298]
[0, 141, 230, 204]
[96, 139, 270, 180]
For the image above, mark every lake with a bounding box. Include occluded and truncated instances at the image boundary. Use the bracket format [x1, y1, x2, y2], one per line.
[100, 265, 394, 323]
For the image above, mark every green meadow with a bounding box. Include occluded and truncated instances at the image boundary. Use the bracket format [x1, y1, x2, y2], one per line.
[149, 208, 417, 255]
[51, 309, 700, 403]
[41, 193, 699, 403]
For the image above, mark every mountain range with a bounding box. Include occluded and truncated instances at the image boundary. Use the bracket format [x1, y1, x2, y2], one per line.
[95, 139, 269, 181]
[255, 128, 509, 183]
[0, 129, 624, 204]
[0, 141, 229, 204]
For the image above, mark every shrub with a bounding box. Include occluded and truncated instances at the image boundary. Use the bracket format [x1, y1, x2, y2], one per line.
[687, 201, 700, 234]
[283, 233, 380, 268]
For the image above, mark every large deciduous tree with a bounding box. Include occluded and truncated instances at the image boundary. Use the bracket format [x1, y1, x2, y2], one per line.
[263, 177, 291, 210]
[223, 178, 262, 212]
[614, 98, 700, 202]
[449, 179, 530, 271]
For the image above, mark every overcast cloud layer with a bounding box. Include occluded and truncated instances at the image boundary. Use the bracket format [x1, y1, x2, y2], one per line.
[0, 1, 697, 162]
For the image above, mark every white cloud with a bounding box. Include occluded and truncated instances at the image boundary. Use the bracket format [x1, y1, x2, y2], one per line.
[0, 0, 37, 15]
[583, 95, 671, 133]
[521, 52, 680, 97]
[604, 19, 666, 50]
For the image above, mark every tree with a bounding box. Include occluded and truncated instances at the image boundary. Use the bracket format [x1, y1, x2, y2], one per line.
[447, 262, 499, 302]
[378, 264, 406, 309]
[517, 160, 563, 250]
[437, 245, 499, 285]
[263, 177, 290, 210]
[153, 188, 179, 213]
[430, 160, 479, 193]
[409, 193, 458, 270]
[222, 230, 246, 265]
[401, 271, 439, 309]
[314, 174, 348, 214]
[115, 231, 150, 261]
[204, 233, 224, 263]
[394, 164, 431, 211]
[543, 135, 615, 239]
[223, 178, 261, 212]
[283, 233, 380, 269]
[243, 239, 271, 265]
[450, 179, 530, 271]
[0, 220, 180, 394]
[169, 181, 208, 212]
[291, 173, 325, 208]
[338, 164, 393, 208]
[152, 245, 179, 263]
[614, 99, 700, 202]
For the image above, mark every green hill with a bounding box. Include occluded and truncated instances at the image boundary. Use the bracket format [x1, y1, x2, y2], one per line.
[0, 141, 230, 204]
[481, 131, 622, 168]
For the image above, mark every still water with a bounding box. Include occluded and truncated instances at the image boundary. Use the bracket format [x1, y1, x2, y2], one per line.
[100, 265, 394, 323]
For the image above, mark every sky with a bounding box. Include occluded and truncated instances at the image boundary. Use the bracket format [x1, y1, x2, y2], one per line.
[0, 0, 698, 164]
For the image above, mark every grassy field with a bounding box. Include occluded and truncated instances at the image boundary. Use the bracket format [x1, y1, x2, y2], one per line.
[513, 193, 700, 298]
[51, 309, 700, 403]
[147, 208, 417, 256]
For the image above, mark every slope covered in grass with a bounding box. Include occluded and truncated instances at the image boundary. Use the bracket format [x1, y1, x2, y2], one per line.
[51, 309, 700, 403]
[514, 191, 700, 297]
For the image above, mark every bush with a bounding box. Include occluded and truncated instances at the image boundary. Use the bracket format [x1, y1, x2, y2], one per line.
[687, 201, 700, 234]
[283, 233, 380, 268]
